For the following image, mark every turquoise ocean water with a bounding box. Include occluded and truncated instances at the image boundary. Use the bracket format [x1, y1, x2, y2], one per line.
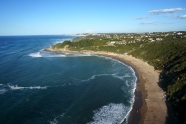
[0, 35, 137, 124]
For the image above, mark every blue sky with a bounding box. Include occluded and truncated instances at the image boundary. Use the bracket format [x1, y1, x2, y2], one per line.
[0, 0, 186, 35]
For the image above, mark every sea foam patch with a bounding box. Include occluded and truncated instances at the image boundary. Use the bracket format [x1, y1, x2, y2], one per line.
[29, 52, 42, 57]
[0, 89, 7, 94]
[8, 84, 47, 90]
[82, 74, 114, 82]
[29, 51, 92, 58]
[50, 113, 65, 124]
[87, 103, 130, 124]
[83, 73, 129, 83]
[0, 84, 7, 94]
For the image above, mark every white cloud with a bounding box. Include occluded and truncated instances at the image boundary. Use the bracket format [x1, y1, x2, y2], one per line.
[139, 22, 172, 25]
[139, 22, 157, 25]
[162, 14, 186, 19]
[133, 16, 150, 20]
[149, 8, 184, 14]
[176, 15, 186, 19]
[160, 22, 173, 24]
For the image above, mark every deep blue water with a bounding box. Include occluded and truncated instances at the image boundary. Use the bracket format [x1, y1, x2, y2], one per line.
[0, 35, 137, 124]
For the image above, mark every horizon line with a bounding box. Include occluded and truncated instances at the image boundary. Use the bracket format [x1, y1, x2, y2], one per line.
[0, 31, 186, 36]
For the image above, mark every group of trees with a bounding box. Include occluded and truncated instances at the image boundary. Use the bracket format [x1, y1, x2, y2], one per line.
[51, 39, 108, 50]
[52, 37, 186, 123]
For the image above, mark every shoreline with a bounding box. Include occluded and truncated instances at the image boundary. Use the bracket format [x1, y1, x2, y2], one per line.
[45, 48, 167, 124]
[95, 53, 143, 124]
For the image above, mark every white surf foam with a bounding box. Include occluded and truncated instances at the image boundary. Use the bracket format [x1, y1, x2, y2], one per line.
[29, 50, 92, 58]
[94, 55, 138, 123]
[50, 113, 65, 124]
[8, 84, 47, 90]
[103, 55, 137, 95]
[0, 89, 7, 94]
[0, 84, 7, 95]
[29, 52, 42, 57]
[125, 80, 129, 87]
[82, 74, 114, 82]
[29, 51, 68, 58]
[112, 74, 124, 80]
[112, 74, 132, 81]
[123, 74, 131, 77]
[87, 103, 130, 124]
[83, 73, 130, 83]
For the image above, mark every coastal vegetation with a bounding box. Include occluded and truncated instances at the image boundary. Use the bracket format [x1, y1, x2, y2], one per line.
[51, 33, 186, 123]
[51, 39, 146, 54]
[130, 38, 186, 124]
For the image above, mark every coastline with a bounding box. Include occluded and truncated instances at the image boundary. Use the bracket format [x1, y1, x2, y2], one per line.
[45, 48, 167, 124]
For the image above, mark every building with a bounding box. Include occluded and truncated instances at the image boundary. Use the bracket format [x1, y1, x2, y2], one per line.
[148, 38, 153, 41]
[135, 38, 142, 41]
[156, 38, 163, 41]
[110, 41, 116, 44]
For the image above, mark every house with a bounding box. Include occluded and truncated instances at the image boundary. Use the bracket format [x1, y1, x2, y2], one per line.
[89, 38, 94, 40]
[148, 38, 153, 41]
[177, 32, 182, 35]
[110, 40, 127, 45]
[135, 38, 142, 41]
[156, 38, 163, 41]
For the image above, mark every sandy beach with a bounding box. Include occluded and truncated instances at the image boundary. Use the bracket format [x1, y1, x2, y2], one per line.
[45, 48, 168, 124]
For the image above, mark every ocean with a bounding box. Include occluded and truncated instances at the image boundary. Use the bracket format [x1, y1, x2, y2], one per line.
[0, 35, 137, 124]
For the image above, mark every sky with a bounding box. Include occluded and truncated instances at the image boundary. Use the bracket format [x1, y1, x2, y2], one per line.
[0, 0, 186, 35]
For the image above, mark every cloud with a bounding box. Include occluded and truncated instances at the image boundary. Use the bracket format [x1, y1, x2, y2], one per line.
[175, 15, 186, 19]
[149, 8, 184, 14]
[162, 14, 186, 19]
[133, 16, 150, 20]
[139, 22, 172, 25]
[139, 22, 157, 25]
[160, 22, 173, 24]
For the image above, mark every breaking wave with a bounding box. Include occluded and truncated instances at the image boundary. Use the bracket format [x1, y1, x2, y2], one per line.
[50, 113, 65, 124]
[29, 51, 92, 58]
[0, 83, 70, 95]
[82, 74, 114, 82]
[29, 52, 42, 57]
[87, 103, 130, 124]
[8, 84, 47, 90]
[82, 73, 132, 82]
[28, 51, 66, 58]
